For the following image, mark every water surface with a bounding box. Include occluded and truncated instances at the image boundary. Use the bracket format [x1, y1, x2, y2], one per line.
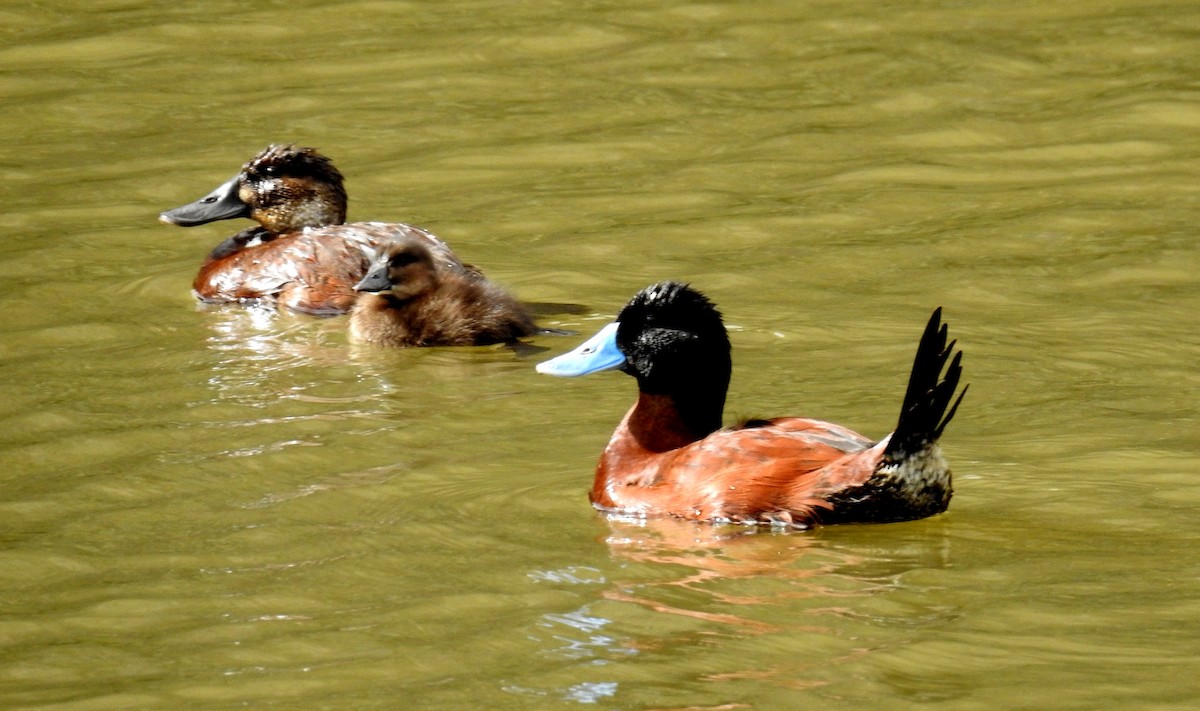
[2, 1, 1198, 709]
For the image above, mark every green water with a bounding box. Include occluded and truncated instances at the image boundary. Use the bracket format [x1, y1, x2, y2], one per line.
[2, 1, 1198, 708]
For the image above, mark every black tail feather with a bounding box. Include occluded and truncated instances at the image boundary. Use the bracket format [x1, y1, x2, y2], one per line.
[884, 308, 967, 463]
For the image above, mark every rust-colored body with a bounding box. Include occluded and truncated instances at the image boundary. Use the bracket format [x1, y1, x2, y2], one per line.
[591, 393, 907, 528]
[193, 222, 467, 315]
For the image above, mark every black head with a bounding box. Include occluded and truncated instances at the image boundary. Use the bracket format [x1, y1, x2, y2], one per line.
[615, 282, 732, 434]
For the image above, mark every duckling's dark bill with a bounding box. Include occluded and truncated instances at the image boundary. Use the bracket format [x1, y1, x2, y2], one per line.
[354, 263, 392, 293]
[536, 322, 625, 376]
[159, 175, 250, 226]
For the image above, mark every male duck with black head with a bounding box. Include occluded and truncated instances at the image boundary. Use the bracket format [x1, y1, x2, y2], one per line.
[160, 144, 473, 315]
[349, 235, 535, 347]
[537, 282, 967, 529]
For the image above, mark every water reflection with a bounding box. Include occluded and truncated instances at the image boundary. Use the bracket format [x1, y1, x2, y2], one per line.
[195, 303, 527, 404]
[201, 304, 347, 371]
[198, 300, 558, 392]
[526, 516, 957, 703]
[599, 518, 840, 633]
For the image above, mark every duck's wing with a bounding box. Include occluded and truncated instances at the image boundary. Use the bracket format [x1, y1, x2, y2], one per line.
[193, 234, 309, 308]
[621, 418, 880, 528]
[193, 223, 472, 315]
[342, 223, 471, 275]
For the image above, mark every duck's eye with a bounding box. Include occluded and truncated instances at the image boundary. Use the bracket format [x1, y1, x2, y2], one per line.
[262, 165, 279, 177]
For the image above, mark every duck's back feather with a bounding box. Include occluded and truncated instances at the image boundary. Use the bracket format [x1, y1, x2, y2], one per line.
[593, 409, 889, 528]
[193, 222, 468, 315]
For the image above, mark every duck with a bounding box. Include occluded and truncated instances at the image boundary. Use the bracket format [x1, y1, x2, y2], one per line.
[159, 144, 474, 315]
[536, 282, 967, 529]
[349, 236, 536, 347]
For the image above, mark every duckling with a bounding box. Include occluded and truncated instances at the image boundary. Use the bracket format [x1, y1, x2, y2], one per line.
[537, 282, 967, 529]
[160, 144, 473, 315]
[349, 237, 536, 347]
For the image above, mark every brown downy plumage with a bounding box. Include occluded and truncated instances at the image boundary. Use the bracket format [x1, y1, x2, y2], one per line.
[350, 237, 536, 347]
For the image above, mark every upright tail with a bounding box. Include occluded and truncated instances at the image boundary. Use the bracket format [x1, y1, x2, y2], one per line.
[883, 307, 967, 463]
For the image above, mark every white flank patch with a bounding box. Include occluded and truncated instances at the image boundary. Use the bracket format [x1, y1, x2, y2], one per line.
[876, 444, 950, 500]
